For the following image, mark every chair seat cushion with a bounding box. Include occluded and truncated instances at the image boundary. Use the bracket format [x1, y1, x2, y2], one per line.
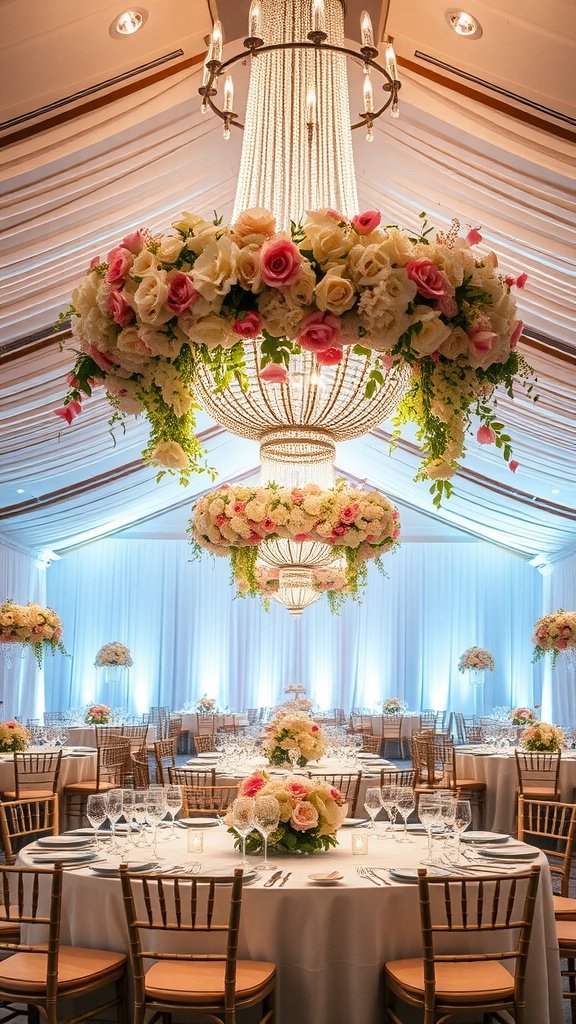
[554, 895, 576, 919]
[556, 920, 576, 950]
[455, 780, 486, 791]
[384, 957, 515, 1003]
[517, 787, 559, 798]
[64, 781, 116, 794]
[0, 946, 126, 993]
[1, 789, 53, 800]
[145, 959, 276, 1004]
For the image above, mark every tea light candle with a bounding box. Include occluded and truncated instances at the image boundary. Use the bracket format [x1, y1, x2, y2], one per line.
[187, 830, 204, 854]
[351, 830, 369, 855]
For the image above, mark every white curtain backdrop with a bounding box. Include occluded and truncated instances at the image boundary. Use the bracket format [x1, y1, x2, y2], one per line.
[542, 551, 576, 725]
[0, 542, 47, 721]
[35, 538, 546, 723]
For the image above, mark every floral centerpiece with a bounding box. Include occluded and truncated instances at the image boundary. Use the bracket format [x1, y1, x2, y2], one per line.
[56, 208, 531, 504]
[532, 610, 576, 667]
[0, 722, 31, 754]
[0, 601, 66, 667]
[85, 704, 112, 725]
[262, 710, 326, 767]
[94, 642, 133, 667]
[509, 707, 538, 726]
[190, 481, 400, 595]
[521, 722, 564, 753]
[196, 695, 217, 713]
[228, 772, 347, 854]
[458, 647, 495, 672]
[381, 698, 407, 715]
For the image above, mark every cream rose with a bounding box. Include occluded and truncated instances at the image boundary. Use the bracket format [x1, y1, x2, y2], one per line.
[348, 244, 391, 286]
[150, 441, 189, 468]
[193, 236, 239, 302]
[184, 219, 224, 255]
[285, 263, 317, 307]
[116, 326, 151, 357]
[131, 248, 158, 278]
[425, 459, 457, 480]
[188, 314, 236, 350]
[72, 275, 99, 317]
[408, 307, 452, 356]
[314, 269, 356, 316]
[133, 271, 172, 325]
[439, 327, 470, 360]
[310, 224, 352, 266]
[232, 207, 276, 246]
[381, 228, 414, 267]
[236, 244, 264, 293]
[138, 325, 182, 358]
[157, 235, 185, 263]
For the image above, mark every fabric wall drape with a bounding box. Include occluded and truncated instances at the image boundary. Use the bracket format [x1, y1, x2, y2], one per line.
[0, 542, 47, 721]
[542, 552, 576, 724]
[40, 538, 546, 721]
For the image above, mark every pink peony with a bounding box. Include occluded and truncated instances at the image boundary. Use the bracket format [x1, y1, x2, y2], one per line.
[316, 346, 343, 366]
[84, 344, 116, 372]
[233, 311, 262, 338]
[352, 210, 381, 234]
[477, 425, 496, 445]
[405, 258, 448, 298]
[259, 362, 289, 384]
[260, 238, 301, 287]
[106, 246, 132, 286]
[240, 774, 267, 797]
[122, 230, 145, 253]
[466, 227, 483, 245]
[286, 781, 309, 800]
[291, 800, 319, 832]
[298, 311, 342, 353]
[54, 400, 82, 425]
[233, 501, 246, 514]
[331, 526, 348, 538]
[167, 272, 198, 315]
[108, 289, 134, 326]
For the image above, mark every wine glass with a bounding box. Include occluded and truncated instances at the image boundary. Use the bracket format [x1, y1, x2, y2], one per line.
[418, 793, 442, 862]
[231, 797, 255, 868]
[453, 799, 472, 862]
[439, 795, 456, 864]
[363, 787, 383, 832]
[253, 795, 280, 872]
[145, 787, 167, 857]
[119, 788, 136, 851]
[131, 789, 148, 847]
[164, 785, 183, 836]
[395, 787, 416, 842]
[380, 785, 398, 833]
[86, 793, 107, 850]
[104, 789, 123, 852]
[287, 748, 300, 772]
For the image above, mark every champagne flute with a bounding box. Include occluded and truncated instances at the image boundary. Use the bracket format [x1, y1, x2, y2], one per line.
[418, 793, 442, 863]
[164, 785, 183, 836]
[253, 795, 280, 872]
[119, 788, 136, 852]
[86, 793, 107, 851]
[231, 796, 255, 868]
[395, 786, 416, 842]
[453, 799, 472, 863]
[363, 787, 383, 832]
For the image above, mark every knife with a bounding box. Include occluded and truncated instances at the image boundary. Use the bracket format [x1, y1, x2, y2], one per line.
[278, 871, 292, 887]
[263, 870, 283, 887]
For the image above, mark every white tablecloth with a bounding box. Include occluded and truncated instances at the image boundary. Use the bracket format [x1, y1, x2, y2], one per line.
[18, 827, 562, 1024]
[456, 748, 576, 833]
[66, 726, 156, 747]
[370, 714, 423, 739]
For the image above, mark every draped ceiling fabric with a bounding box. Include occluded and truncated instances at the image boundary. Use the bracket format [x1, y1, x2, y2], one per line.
[0, 10, 574, 720]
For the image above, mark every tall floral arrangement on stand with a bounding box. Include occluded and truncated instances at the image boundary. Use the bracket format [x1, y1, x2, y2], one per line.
[532, 610, 576, 667]
[380, 698, 407, 715]
[196, 695, 218, 713]
[228, 772, 347, 854]
[458, 647, 495, 673]
[262, 710, 326, 767]
[509, 707, 538, 726]
[0, 601, 66, 667]
[94, 642, 133, 667]
[56, 209, 531, 504]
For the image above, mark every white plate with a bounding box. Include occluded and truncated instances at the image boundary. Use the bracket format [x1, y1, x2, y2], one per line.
[89, 860, 158, 877]
[340, 818, 369, 828]
[461, 831, 510, 844]
[177, 817, 221, 828]
[195, 866, 259, 884]
[358, 753, 380, 759]
[70, 747, 97, 752]
[476, 845, 540, 860]
[405, 824, 427, 834]
[31, 850, 97, 864]
[308, 872, 344, 885]
[36, 835, 92, 849]
[389, 867, 451, 883]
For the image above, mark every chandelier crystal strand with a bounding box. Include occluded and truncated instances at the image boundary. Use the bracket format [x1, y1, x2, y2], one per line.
[232, 0, 359, 226]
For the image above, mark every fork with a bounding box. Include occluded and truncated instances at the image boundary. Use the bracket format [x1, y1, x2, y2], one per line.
[356, 866, 383, 886]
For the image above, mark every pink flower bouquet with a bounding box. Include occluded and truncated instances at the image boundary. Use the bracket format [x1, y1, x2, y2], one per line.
[509, 707, 538, 726]
[262, 711, 326, 767]
[85, 704, 112, 725]
[458, 647, 495, 672]
[532, 610, 576, 666]
[521, 722, 564, 753]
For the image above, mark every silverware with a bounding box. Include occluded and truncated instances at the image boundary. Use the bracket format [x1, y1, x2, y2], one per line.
[263, 870, 283, 887]
[278, 872, 292, 887]
[367, 867, 391, 886]
[356, 866, 382, 886]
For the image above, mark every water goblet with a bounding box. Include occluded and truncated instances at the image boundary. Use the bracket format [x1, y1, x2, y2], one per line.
[418, 793, 442, 862]
[380, 785, 397, 833]
[86, 793, 107, 850]
[231, 797, 255, 869]
[439, 795, 456, 864]
[119, 788, 136, 851]
[453, 799, 472, 862]
[104, 789, 123, 852]
[395, 787, 416, 842]
[131, 790, 148, 847]
[253, 795, 280, 872]
[164, 785, 183, 836]
[145, 787, 167, 857]
[363, 787, 383, 832]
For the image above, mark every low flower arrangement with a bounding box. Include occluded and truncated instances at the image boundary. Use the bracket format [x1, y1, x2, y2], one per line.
[0, 601, 66, 667]
[521, 722, 564, 753]
[509, 707, 538, 726]
[262, 711, 326, 767]
[458, 647, 495, 672]
[85, 704, 112, 725]
[381, 698, 407, 715]
[94, 642, 132, 667]
[0, 721, 31, 754]
[190, 481, 399, 595]
[228, 772, 347, 854]
[196, 695, 217, 713]
[56, 207, 531, 503]
[532, 610, 576, 666]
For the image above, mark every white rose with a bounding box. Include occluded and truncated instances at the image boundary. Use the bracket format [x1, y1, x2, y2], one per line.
[189, 314, 236, 349]
[186, 220, 226, 256]
[408, 307, 452, 356]
[149, 441, 189, 469]
[232, 207, 276, 246]
[310, 224, 352, 266]
[236, 244, 264, 293]
[72, 275, 99, 316]
[133, 271, 172, 325]
[439, 327, 469, 361]
[348, 244, 391, 286]
[285, 263, 317, 307]
[381, 228, 413, 267]
[138, 325, 182, 358]
[314, 270, 356, 316]
[377, 268, 417, 310]
[79, 307, 117, 350]
[116, 326, 151, 356]
[131, 249, 158, 278]
[257, 290, 308, 339]
[157, 235, 185, 263]
[193, 236, 239, 302]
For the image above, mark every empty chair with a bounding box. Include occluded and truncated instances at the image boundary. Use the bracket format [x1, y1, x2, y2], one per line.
[515, 750, 561, 801]
[307, 771, 362, 818]
[464, 723, 484, 744]
[120, 865, 275, 1024]
[64, 738, 130, 828]
[168, 767, 216, 789]
[379, 767, 416, 789]
[130, 748, 151, 789]
[380, 716, 406, 759]
[94, 725, 124, 745]
[1, 750, 62, 800]
[195, 713, 217, 736]
[152, 738, 176, 785]
[194, 733, 218, 754]
[361, 734, 382, 755]
[0, 796, 59, 864]
[419, 710, 437, 730]
[517, 797, 576, 916]
[384, 865, 541, 1024]
[148, 706, 171, 740]
[0, 863, 127, 1024]
[121, 724, 149, 749]
[179, 784, 239, 816]
[413, 734, 486, 827]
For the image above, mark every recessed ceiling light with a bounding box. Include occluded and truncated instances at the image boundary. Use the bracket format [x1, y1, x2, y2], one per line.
[16, 488, 25, 494]
[445, 9, 483, 38]
[551, 488, 560, 495]
[110, 9, 147, 37]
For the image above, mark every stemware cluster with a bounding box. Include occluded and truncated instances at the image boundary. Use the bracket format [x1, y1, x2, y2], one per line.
[231, 795, 281, 871]
[418, 793, 471, 864]
[86, 785, 183, 854]
[363, 785, 415, 841]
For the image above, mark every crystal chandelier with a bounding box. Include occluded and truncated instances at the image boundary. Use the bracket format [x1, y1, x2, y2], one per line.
[272, 568, 321, 616]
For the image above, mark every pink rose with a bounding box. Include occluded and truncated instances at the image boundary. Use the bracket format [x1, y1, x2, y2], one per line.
[405, 258, 448, 298]
[260, 238, 301, 287]
[54, 400, 82, 425]
[291, 800, 319, 832]
[167, 272, 198, 315]
[298, 311, 342, 353]
[261, 518, 276, 533]
[122, 230, 145, 253]
[286, 781, 309, 800]
[316, 346, 343, 366]
[233, 311, 262, 338]
[380, 355, 395, 371]
[510, 320, 524, 349]
[352, 210, 381, 234]
[477, 425, 496, 445]
[509, 460, 519, 473]
[108, 289, 134, 326]
[340, 503, 360, 524]
[466, 227, 483, 245]
[468, 324, 497, 358]
[331, 525, 348, 537]
[84, 344, 115, 372]
[330, 787, 344, 803]
[259, 363, 289, 384]
[240, 774, 266, 797]
[233, 502, 246, 514]
[290, 488, 305, 504]
[293, 533, 311, 541]
[106, 246, 132, 285]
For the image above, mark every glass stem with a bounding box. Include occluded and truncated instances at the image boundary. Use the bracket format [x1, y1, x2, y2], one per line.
[242, 834, 247, 867]
[427, 827, 433, 861]
[263, 833, 268, 870]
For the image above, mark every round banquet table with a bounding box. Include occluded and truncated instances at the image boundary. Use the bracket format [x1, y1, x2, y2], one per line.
[0, 747, 97, 829]
[456, 747, 576, 834]
[18, 826, 562, 1024]
[66, 725, 157, 747]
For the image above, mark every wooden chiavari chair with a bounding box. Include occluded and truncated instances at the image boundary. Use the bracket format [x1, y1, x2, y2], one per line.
[179, 784, 238, 817]
[379, 767, 416, 789]
[1, 750, 62, 800]
[194, 733, 218, 754]
[130, 748, 151, 789]
[361, 734, 382, 755]
[515, 750, 562, 801]
[152, 738, 176, 785]
[0, 795, 59, 864]
[380, 715, 406, 759]
[517, 797, 576, 915]
[64, 738, 130, 828]
[307, 771, 362, 818]
[167, 767, 216, 790]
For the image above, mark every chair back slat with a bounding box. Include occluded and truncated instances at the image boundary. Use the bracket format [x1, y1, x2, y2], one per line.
[517, 797, 576, 896]
[0, 796, 59, 864]
[12, 751, 63, 798]
[306, 771, 362, 817]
